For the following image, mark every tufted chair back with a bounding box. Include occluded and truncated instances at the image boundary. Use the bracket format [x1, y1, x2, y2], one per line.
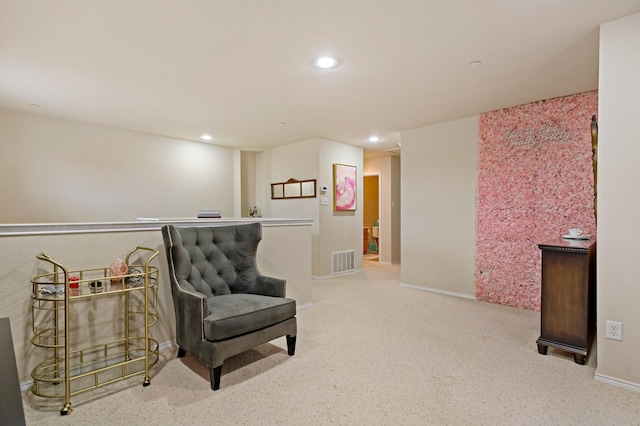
[167, 222, 263, 297]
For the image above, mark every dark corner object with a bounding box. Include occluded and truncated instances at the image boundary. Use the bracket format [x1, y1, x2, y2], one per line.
[0, 317, 27, 425]
[161, 222, 297, 390]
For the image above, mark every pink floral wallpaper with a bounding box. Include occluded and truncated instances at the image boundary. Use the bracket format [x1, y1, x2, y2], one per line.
[475, 91, 598, 310]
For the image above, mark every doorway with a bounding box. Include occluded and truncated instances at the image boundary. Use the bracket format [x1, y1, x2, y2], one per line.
[364, 174, 380, 262]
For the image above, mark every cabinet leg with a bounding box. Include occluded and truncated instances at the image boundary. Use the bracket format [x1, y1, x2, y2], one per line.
[177, 347, 186, 358]
[574, 354, 586, 365]
[537, 343, 548, 355]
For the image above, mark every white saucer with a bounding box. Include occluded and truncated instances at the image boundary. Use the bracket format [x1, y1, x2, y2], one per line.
[562, 234, 590, 240]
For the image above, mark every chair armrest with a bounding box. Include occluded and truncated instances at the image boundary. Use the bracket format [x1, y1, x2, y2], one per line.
[252, 275, 287, 297]
[171, 280, 208, 347]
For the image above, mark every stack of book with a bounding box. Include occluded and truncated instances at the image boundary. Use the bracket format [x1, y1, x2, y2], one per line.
[197, 210, 221, 218]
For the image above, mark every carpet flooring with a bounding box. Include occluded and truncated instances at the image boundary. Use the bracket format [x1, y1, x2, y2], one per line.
[22, 262, 640, 425]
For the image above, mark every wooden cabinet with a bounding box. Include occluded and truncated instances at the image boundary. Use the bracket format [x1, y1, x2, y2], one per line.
[363, 227, 369, 254]
[536, 238, 596, 364]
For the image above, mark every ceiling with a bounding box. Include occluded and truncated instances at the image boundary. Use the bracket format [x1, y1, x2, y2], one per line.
[2, 1, 640, 156]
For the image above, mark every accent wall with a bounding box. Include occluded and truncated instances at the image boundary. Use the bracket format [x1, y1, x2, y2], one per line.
[475, 91, 598, 310]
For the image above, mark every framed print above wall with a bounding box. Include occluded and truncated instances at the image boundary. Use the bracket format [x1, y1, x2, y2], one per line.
[271, 179, 316, 199]
[333, 163, 357, 211]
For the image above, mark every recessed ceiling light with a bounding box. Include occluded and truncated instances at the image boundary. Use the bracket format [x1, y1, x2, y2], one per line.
[368, 136, 381, 143]
[313, 56, 339, 69]
[200, 134, 213, 140]
[468, 60, 482, 68]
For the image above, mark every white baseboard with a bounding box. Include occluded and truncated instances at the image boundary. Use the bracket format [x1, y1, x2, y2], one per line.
[400, 282, 476, 300]
[159, 340, 176, 351]
[311, 274, 331, 280]
[595, 372, 640, 393]
[297, 302, 313, 310]
[312, 268, 364, 280]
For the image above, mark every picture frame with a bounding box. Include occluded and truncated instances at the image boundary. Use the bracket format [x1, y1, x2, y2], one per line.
[271, 184, 284, 199]
[271, 179, 316, 199]
[284, 182, 301, 198]
[333, 163, 357, 211]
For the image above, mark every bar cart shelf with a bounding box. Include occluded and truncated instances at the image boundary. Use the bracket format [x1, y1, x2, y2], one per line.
[30, 246, 160, 415]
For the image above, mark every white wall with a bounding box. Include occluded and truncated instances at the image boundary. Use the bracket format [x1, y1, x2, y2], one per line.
[269, 138, 321, 271]
[596, 12, 640, 390]
[240, 151, 256, 216]
[269, 138, 363, 277]
[400, 116, 478, 297]
[269, 138, 321, 223]
[317, 140, 364, 277]
[390, 155, 401, 264]
[256, 151, 268, 216]
[0, 110, 235, 222]
[240, 150, 268, 217]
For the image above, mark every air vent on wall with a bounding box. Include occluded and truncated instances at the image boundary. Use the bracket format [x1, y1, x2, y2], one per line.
[332, 249, 355, 274]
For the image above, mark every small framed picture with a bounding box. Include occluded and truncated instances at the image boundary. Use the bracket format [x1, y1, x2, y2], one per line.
[271, 184, 284, 199]
[284, 182, 301, 198]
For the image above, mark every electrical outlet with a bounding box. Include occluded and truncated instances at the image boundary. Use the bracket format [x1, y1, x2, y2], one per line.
[606, 320, 623, 341]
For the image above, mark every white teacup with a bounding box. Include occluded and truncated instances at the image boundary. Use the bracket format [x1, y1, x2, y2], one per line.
[568, 228, 583, 236]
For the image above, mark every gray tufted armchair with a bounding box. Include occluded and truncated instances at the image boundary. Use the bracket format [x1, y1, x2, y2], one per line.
[161, 223, 297, 390]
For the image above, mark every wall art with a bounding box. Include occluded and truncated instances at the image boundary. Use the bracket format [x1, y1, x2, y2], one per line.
[333, 163, 357, 211]
[271, 179, 316, 199]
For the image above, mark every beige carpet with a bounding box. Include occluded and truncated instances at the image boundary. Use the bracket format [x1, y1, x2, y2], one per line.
[22, 262, 640, 425]
[363, 253, 379, 261]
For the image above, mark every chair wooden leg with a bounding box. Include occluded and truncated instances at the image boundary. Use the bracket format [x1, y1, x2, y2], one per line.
[209, 365, 222, 391]
[177, 347, 186, 358]
[286, 335, 297, 356]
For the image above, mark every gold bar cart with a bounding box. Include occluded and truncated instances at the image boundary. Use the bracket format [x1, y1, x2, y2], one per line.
[30, 247, 159, 415]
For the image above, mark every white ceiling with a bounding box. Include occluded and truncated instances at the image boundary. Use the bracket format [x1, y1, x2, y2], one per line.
[2, 1, 640, 155]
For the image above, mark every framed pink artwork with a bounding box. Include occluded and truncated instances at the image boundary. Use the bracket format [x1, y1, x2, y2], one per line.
[333, 163, 357, 211]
